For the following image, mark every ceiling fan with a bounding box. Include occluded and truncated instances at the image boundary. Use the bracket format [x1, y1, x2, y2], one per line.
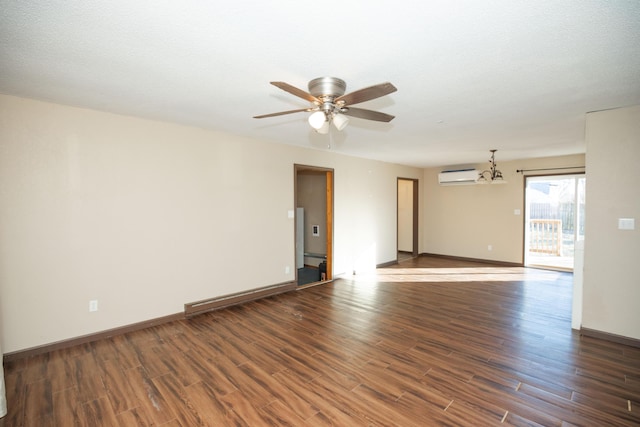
[253, 77, 397, 134]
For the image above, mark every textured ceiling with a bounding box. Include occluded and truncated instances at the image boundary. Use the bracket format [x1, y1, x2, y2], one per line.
[1, 1, 639, 168]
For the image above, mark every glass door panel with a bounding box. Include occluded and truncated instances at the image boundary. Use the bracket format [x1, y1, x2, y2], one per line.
[525, 174, 585, 271]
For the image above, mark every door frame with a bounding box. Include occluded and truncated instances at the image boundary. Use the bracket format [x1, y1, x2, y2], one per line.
[294, 164, 334, 283]
[397, 177, 419, 258]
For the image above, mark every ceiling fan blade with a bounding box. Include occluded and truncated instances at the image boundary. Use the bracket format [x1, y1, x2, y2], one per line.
[335, 82, 397, 106]
[253, 108, 312, 119]
[270, 81, 320, 103]
[341, 107, 395, 122]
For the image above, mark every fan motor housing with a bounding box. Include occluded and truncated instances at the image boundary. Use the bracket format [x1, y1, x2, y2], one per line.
[308, 77, 346, 98]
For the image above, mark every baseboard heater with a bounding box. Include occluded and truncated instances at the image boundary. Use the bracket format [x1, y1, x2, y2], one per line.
[184, 281, 297, 317]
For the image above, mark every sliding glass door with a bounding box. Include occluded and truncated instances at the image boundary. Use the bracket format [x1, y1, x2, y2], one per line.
[524, 174, 585, 271]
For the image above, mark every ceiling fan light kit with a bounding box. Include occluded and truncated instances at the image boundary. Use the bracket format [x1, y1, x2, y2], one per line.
[308, 111, 348, 134]
[316, 120, 330, 134]
[308, 111, 327, 129]
[332, 113, 349, 131]
[254, 77, 397, 134]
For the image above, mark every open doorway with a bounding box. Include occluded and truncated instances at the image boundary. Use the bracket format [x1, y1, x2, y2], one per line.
[295, 165, 334, 286]
[524, 174, 585, 271]
[397, 178, 418, 262]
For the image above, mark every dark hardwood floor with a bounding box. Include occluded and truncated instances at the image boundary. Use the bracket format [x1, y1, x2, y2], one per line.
[2, 256, 639, 426]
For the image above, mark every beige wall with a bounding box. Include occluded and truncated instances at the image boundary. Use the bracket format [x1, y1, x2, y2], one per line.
[423, 154, 585, 263]
[6, 92, 634, 351]
[583, 105, 640, 340]
[0, 94, 423, 353]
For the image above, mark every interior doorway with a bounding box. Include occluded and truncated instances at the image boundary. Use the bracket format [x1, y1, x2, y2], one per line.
[295, 165, 334, 286]
[524, 174, 585, 271]
[397, 178, 418, 261]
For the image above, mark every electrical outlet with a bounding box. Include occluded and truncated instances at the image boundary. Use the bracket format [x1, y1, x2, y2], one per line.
[285, 266, 290, 274]
[89, 300, 98, 312]
[487, 245, 493, 251]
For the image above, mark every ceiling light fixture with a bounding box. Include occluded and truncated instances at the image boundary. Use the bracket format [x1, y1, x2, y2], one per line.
[316, 120, 330, 134]
[255, 77, 396, 136]
[308, 110, 350, 134]
[478, 149, 506, 184]
[332, 113, 349, 131]
[308, 111, 327, 130]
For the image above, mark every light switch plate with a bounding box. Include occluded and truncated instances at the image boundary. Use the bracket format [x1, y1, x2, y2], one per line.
[618, 218, 635, 230]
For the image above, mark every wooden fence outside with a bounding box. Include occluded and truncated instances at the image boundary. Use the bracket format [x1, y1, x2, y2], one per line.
[530, 219, 563, 256]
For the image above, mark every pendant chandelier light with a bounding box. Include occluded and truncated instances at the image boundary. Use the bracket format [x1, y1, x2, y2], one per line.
[478, 149, 506, 184]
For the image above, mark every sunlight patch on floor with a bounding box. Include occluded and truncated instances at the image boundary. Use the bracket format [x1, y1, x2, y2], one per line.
[348, 267, 567, 283]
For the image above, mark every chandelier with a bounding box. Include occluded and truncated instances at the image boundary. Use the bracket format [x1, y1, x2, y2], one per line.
[478, 149, 506, 184]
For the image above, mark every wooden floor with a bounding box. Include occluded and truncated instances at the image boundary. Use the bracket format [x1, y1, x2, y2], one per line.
[2, 256, 640, 426]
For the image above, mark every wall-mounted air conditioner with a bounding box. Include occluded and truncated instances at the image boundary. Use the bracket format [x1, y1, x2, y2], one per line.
[438, 169, 479, 185]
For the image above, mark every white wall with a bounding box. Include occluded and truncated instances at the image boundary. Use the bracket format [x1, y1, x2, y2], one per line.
[0, 95, 422, 353]
[423, 154, 585, 263]
[583, 105, 640, 340]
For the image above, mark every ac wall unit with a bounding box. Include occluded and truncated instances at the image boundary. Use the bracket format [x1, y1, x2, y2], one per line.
[438, 169, 479, 185]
